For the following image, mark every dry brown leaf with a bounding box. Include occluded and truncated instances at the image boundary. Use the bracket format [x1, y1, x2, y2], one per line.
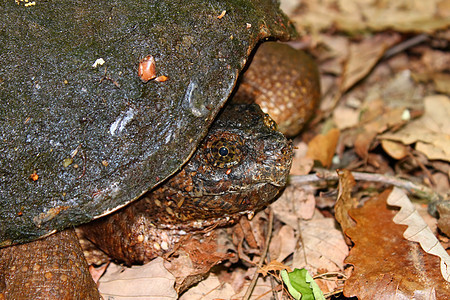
[272, 185, 316, 227]
[421, 49, 450, 73]
[380, 95, 450, 161]
[387, 187, 450, 282]
[354, 130, 377, 160]
[269, 225, 297, 263]
[344, 189, 450, 299]
[179, 273, 235, 300]
[340, 34, 400, 93]
[355, 105, 411, 159]
[232, 275, 283, 299]
[258, 260, 292, 276]
[432, 73, 450, 94]
[306, 128, 340, 167]
[335, 169, 356, 234]
[381, 139, 409, 160]
[365, 106, 411, 134]
[290, 141, 314, 175]
[437, 201, 450, 237]
[333, 105, 360, 130]
[98, 257, 177, 299]
[315, 35, 349, 77]
[89, 263, 109, 284]
[292, 213, 349, 274]
[432, 171, 450, 196]
[164, 233, 229, 291]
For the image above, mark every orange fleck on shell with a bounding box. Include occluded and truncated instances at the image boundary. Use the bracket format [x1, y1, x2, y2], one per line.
[226, 168, 232, 175]
[30, 172, 38, 181]
[155, 75, 169, 82]
[138, 55, 156, 82]
[217, 10, 226, 19]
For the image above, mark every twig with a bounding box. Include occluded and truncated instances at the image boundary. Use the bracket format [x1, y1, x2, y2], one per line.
[289, 169, 443, 203]
[243, 209, 274, 300]
[265, 252, 279, 300]
[408, 150, 436, 186]
[382, 34, 429, 59]
[323, 288, 344, 299]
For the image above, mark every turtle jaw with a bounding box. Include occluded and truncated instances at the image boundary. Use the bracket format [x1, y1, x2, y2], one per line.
[255, 138, 294, 187]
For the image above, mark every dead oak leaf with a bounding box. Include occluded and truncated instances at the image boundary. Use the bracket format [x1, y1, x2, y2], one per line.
[344, 189, 450, 299]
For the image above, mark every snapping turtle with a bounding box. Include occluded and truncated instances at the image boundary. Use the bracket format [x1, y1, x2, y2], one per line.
[80, 102, 294, 266]
[1, 0, 321, 298]
[1, 0, 295, 248]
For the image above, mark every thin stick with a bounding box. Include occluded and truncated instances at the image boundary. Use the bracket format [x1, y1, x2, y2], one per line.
[289, 169, 443, 202]
[243, 209, 274, 300]
[382, 34, 429, 59]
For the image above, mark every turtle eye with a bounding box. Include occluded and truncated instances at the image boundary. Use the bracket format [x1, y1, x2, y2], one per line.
[218, 146, 229, 157]
[206, 135, 243, 168]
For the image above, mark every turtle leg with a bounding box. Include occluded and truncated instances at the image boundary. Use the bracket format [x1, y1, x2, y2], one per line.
[0, 228, 100, 299]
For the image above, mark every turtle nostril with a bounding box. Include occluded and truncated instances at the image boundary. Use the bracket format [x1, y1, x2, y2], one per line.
[264, 139, 289, 155]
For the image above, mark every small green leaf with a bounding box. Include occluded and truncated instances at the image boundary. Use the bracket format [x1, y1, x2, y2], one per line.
[305, 270, 326, 300]
[281, 268, 325, 300]
[281, 269, 302, 300]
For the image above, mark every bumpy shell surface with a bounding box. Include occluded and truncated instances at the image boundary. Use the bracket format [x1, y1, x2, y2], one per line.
[0, 0, 295, 246]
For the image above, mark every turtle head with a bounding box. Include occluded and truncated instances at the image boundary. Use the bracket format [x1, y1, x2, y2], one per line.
[146, 103, 293, 225]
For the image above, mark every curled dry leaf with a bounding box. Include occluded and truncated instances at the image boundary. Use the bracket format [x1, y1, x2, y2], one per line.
[387, 187, 450, 282]
[432, 73, 450, 94]
[355, 102, 411, 160]
[380, 139, 409, 160]
[217, 10, 226, 19]
[334, 169, 357, 234]
[29, 172, 38, 181]
[340, 34, 401, 93]
[164, 232, 229, 292]
[380, 95, 450, 162]
[306, 128, 340, 168]
[155, 75, 169, 82]
[291, 214, 349, 295]
[333, 105, 360, 130]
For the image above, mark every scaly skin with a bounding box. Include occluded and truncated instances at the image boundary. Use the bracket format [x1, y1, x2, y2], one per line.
[0, 229, 100, 299]
[234, 42, 321, 137]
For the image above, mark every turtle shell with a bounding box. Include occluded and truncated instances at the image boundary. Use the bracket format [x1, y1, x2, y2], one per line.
[0, 0, 295, 246]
